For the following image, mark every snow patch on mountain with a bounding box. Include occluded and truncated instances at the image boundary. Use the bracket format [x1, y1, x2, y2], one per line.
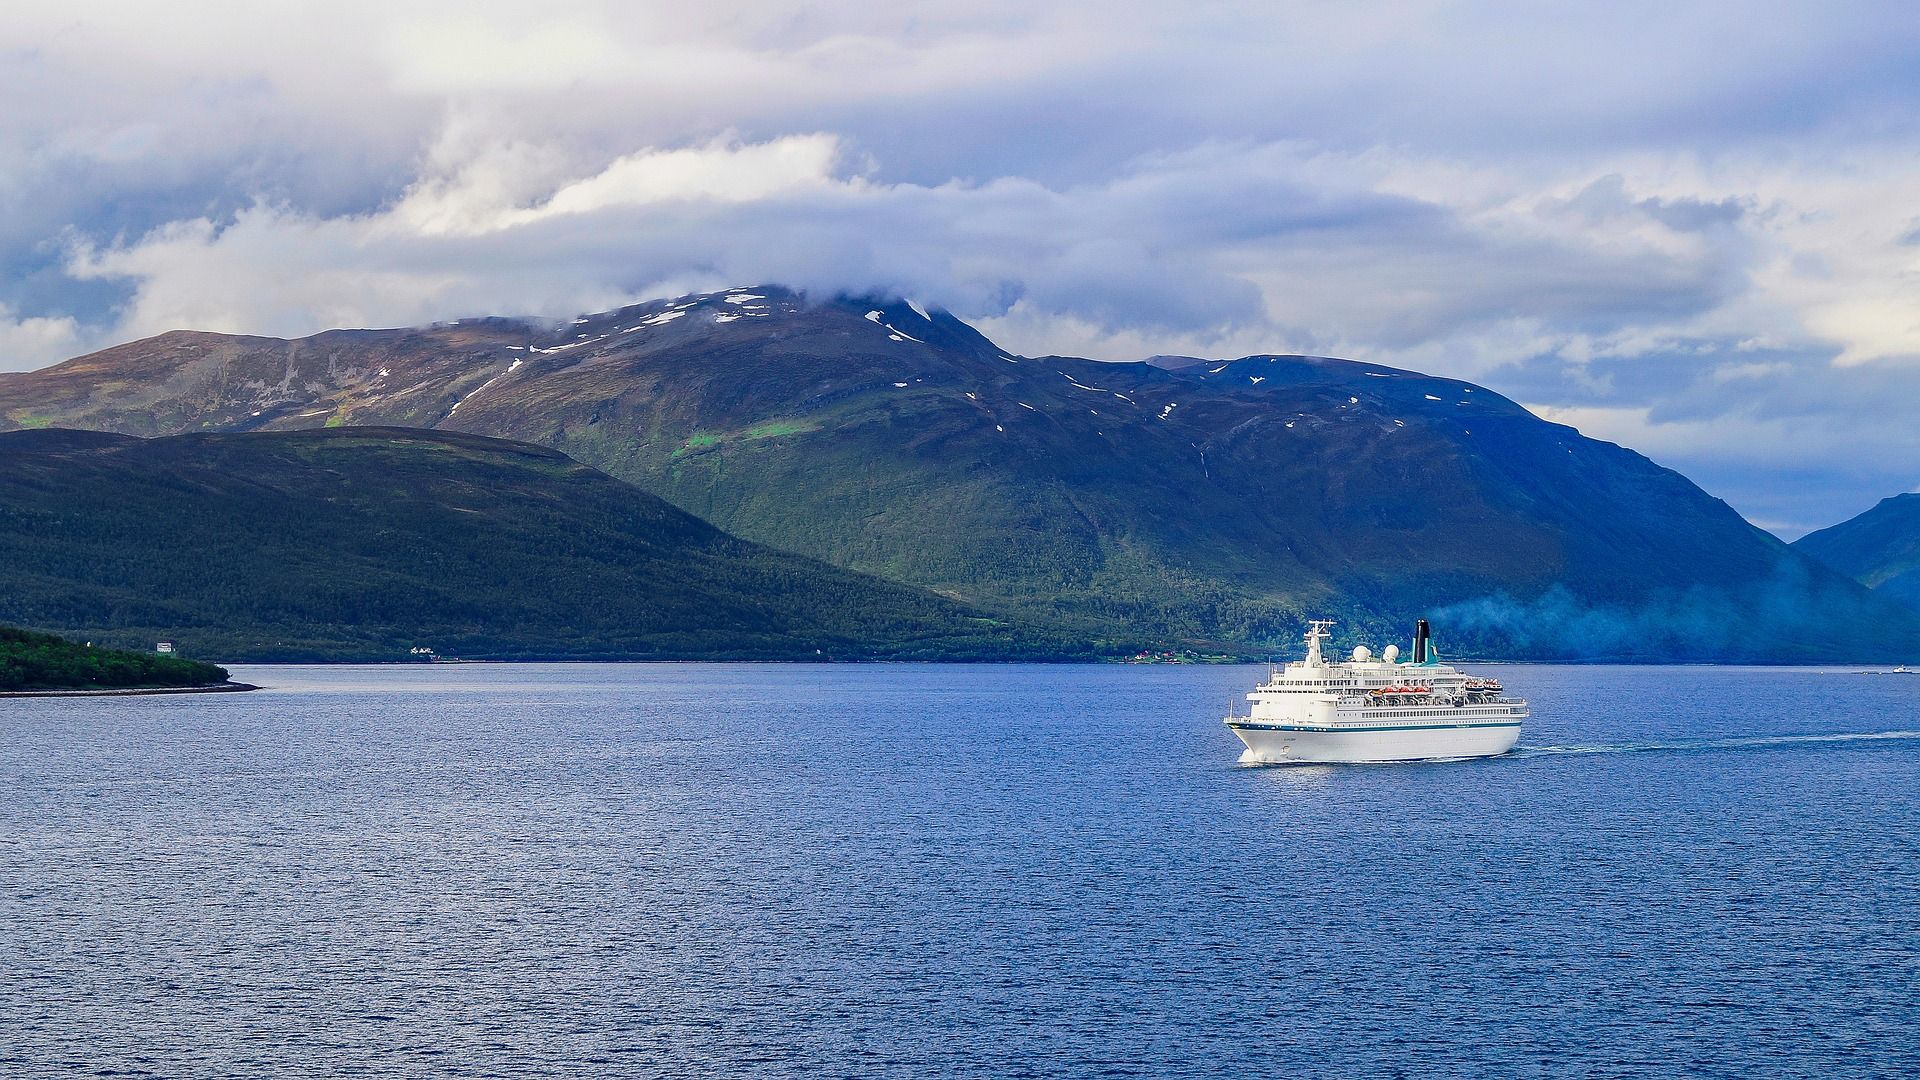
[623, 310, 686, 332]
[448, 375, 504, 415]
[865, 310, 925, 343]
[530, 334, 609, 354]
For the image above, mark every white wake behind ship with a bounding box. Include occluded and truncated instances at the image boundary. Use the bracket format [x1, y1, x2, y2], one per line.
[1225, 620, 1526, 764]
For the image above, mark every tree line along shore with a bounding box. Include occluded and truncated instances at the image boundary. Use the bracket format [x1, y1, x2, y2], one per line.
[0, 625, 232, 693]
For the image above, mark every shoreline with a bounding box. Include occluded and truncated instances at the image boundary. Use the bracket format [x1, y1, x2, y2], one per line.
[209, 656, 1914, 668]
[0, 681, 260, 699]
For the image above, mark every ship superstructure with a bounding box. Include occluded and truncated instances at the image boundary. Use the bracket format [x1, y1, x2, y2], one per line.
[1225, 620, 1526, 764]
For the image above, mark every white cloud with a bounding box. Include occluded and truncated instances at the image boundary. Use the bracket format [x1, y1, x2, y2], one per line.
[390, 133, 852, 237]
[62, 134, 874, 337]
[0, 306, 84, 370]
[57, 136, 1777, 359]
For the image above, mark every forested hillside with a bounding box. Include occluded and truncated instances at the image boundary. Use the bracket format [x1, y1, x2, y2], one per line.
[0, 427, 1078, 661]
[0, 625, 228, 691]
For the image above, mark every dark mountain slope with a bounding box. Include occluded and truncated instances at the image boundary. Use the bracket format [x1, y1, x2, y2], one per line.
[1, 288, 1904, 660]
[1794, 493, 1920, 614]
[0, 427, 1065, 662]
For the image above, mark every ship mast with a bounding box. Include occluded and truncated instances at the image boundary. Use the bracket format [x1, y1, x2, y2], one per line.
[1303, 620, 1335, 667]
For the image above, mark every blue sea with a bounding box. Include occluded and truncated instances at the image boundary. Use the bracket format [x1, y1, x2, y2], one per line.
[2, 663, 1917, 1078]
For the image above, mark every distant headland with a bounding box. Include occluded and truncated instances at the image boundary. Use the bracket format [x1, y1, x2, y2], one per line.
[0, 625, 247, 696]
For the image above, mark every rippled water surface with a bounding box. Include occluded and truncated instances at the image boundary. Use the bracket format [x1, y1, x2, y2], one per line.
[3, 663, 1918, 1078]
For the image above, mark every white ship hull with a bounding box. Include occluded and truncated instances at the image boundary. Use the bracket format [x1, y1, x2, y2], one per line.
[1227, 718, 1521, 764]
[1225, 620, 1527, 765]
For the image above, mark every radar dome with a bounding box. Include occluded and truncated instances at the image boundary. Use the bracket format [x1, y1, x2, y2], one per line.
[1381, 644, 1401, 662]
[1351, 645, 1373, 662]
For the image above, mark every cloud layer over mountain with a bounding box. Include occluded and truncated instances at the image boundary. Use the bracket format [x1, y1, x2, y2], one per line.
[4, 1, 1917, 535]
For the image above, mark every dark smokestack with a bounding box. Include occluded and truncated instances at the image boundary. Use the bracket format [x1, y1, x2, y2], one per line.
[1413, 620, 1430, 664]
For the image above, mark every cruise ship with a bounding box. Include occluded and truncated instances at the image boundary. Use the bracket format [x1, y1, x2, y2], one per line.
[1225, 620, 1526, 764]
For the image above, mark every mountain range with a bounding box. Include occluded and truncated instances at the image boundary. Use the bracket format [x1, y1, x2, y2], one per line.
[0, 286, 1907, 661]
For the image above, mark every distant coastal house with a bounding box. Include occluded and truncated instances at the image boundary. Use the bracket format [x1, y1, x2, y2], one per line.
[155, 641, 175, 655]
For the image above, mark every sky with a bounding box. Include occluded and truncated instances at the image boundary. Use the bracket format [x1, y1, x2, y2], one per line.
[2, 1, 1917, 537]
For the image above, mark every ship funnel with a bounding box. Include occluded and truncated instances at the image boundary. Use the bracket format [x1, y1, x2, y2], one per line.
[1413, 619, 1431, 664]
